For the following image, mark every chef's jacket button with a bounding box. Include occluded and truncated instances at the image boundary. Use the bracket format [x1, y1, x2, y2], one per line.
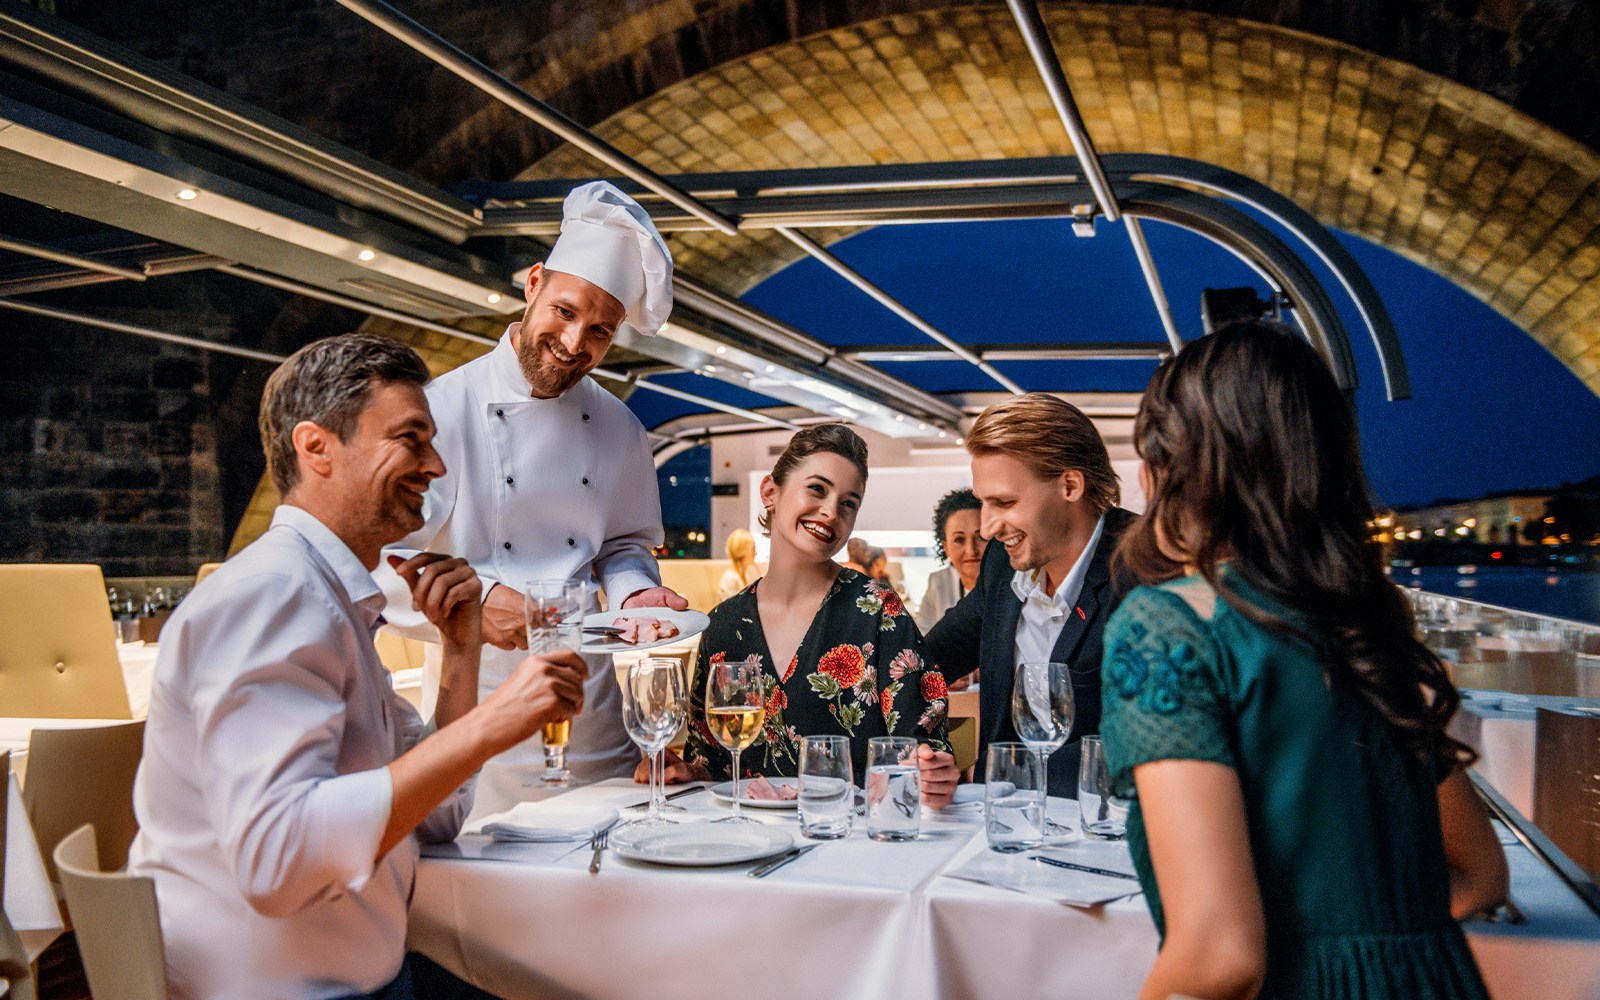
[496, 408, 504, 418]
[506, 477, 515, 486]
[582, 413, 590, 422]
[503, 541, 512, 550]
[567, 538, 575, 546]
[581, 477, 589, 485]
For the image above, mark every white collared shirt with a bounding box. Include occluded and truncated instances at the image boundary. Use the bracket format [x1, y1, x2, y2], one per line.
[1010, 513, 1107, 672]
[129, 505, 471, 1000]
[376, 328, 662, 786]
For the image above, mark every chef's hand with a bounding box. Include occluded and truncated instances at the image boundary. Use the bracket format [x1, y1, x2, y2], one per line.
[918, 745, 959, 810]
[481, 583, 528, 651]
[621, 586, 689, 611]
[387, 553, 481, 651]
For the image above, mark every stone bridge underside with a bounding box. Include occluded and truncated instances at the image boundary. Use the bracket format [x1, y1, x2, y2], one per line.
[395, 3, 1600, 394]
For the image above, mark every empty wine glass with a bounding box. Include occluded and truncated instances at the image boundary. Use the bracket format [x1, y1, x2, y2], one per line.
[1011, 660, 1074, 835]
[621, 656, 688, 828]
[705, 655, 765, 825]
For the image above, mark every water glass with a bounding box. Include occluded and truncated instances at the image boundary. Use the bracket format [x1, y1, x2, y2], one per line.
[797, 735, 853, 840]
[985, 743, 1044, 852]
[1078, 735, 1128, 840]
[865, 736, 919, 842]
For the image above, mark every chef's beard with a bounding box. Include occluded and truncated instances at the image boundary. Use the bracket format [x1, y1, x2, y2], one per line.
[517, 330, 592, 398]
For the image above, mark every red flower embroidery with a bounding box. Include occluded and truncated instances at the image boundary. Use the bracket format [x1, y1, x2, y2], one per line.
[817, 644, 867, 689]
[880, 686, 895, 721]
[921, 671, 948, 702]
[781, 655, 797, 683]
[709, 651, 726, 668]
[880, 589, 905, 618]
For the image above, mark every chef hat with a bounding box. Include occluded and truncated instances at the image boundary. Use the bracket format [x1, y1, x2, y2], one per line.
[542, 181, 673, 337]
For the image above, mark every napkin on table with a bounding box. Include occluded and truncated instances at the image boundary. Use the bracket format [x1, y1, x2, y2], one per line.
[467, 801, 618, 843]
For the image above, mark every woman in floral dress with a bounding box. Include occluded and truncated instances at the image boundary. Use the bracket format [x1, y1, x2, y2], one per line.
[653, 423, 957, 806]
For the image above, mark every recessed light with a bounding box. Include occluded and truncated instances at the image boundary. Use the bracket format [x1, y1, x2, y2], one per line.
[486, 293, 502, 304]
[937, 430, 948, 438]
[716, 346, 727, 355]
[765, 365, 776, 373]
[175, 189, 198, 201]
[894, 414, 906, 422]
[917, 422, 928, 430]
[357, 249, 376, 261]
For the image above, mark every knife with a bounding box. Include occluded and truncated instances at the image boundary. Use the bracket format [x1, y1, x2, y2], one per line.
[624, 784, 707, 810]
[748, 844, 818, 878]
[1030, 855, 1139, 881]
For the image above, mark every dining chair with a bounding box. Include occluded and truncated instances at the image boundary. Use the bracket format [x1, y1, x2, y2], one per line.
[22, 722, 145, 886]
[0, 748, 38, 1000]
[0, 565, 132, 720]
[53, 825, 166, 1000]
[193, 562, 222, 587]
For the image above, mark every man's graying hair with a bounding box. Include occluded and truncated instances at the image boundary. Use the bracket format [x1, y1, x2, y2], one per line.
[259, 333, 431, 497]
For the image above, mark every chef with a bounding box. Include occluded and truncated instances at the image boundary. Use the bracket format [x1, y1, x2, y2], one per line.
[379, 181, 686, 804]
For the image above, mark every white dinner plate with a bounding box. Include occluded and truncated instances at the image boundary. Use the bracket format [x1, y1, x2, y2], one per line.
[579, 609, 710, 654]
[710, 778, 801, 809]
[611, 822, 794, 867]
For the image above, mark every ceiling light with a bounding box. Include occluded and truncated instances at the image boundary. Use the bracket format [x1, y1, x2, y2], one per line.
[937, 430, 947, 438]
[765, 365, 776, 373]
[917, 422, 928, 430]
[895, 414, 905, 422]
[175, 188, 198, 201]
[486, 293, 502, 304]
[357, 249, 376, 261]
[702, 365, 719, 374]
[716, 346, 727, 355]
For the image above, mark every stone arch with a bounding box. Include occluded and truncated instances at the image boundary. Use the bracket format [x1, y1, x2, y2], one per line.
[477, 4, 1599, 395]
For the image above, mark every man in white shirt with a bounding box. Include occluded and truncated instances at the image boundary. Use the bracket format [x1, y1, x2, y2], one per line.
[380, 181, 685, 799]
[130, 333, 587, 999]
[925, 393, 1136, 796]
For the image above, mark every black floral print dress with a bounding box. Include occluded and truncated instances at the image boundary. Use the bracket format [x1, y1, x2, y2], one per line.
[686, 568, 951, 784]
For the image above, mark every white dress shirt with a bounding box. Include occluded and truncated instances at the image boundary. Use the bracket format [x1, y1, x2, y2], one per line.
[1010, 514, 1107, 672]
[378, 329, 661, 789]
[129, 505, 470, 1000]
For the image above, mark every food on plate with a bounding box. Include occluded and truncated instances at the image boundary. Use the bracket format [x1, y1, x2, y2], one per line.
[613, 616, 680, 645]
[743, 775, 799, 801]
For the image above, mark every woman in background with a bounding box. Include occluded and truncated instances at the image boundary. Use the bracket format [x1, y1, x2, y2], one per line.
[652, 424, 958, 805]
[913, 488, 984, 634]
[1102, 320, 1506, 1000]
[717, 527, 760, 602]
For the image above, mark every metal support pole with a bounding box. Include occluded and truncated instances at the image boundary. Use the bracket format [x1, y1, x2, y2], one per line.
[0, 297, 285, 363]
[1122, 220, 1184, 353]
[772, 227, 1024, 395]
[592, 367, 800, 430]
[332, 0, 738, 236]
[217, 265, 497, 346]
[0, 234, 147, 282]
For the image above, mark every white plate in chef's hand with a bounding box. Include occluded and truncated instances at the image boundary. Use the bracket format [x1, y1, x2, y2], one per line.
[710, 778, 802, 809]
[579, 609, 709, 653]
[611, 823, 793, 867]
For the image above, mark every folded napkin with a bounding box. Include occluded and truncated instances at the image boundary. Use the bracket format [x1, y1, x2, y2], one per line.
[469, 801, 618, 843]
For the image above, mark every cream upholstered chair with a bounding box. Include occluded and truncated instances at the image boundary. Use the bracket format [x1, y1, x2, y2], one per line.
[0, 564, 132, 720]
[1, 749, 38, 1000]
[53, 825, 166, 1000]
[23, 721, 144, 886]
[193, 562, 222, 586]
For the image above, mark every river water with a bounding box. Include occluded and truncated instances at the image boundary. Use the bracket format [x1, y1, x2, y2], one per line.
[1395, 566, 1600, 626]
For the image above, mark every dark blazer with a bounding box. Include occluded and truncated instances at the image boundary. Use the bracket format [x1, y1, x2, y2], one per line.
[926, 507, 1135, 797]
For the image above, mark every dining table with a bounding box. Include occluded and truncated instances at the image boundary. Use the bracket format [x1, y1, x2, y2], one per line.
[409, 778, 1600, 1000]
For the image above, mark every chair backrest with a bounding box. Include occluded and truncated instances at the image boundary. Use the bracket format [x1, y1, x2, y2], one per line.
[23, 721, 145, 883]
[1, 749, 8, 904]
[374, 630, 428, 673]
[53, 825, 166, 1000]
[193, 562, 222, 586]
[0, 905, 37, 1000]
[655, 559, 731, 614]
[0, 564, 132, 720]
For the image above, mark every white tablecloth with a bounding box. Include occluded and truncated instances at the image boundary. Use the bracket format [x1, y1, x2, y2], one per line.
[4, 772, 63, 961]
[412, 779, 1600, 1000]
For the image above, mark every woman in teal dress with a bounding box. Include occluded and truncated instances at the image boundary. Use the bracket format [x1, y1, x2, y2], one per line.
[1101, 321, 1508, 1000]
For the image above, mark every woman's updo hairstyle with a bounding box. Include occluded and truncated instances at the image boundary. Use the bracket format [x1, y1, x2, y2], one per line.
[757, 423, 869, 535]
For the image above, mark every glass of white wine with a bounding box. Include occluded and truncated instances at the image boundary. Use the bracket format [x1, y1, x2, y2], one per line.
[1011, 660, 1074, 835]
[621, 657, 688, 828]
[705, 655, 765, 825]
[526, 579, 586, 787]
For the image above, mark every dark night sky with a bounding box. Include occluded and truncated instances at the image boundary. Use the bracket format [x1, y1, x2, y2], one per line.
[635, 214, 1600, 522]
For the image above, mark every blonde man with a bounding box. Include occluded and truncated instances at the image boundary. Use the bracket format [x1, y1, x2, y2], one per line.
[924, 392, 1135, 796]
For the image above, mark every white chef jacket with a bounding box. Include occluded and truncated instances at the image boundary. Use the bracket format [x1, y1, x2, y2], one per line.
[128, 505, 471, 1000]
[378, 328, 663, 790]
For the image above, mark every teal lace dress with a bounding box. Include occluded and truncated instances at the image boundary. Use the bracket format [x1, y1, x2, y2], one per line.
[1101, 575, 1491, 999]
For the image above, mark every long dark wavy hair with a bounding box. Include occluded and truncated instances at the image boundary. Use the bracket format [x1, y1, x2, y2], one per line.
[1116, 320, 1474, 771]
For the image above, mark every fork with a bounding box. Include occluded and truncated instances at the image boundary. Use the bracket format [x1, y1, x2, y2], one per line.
[588, 826, 609, 874]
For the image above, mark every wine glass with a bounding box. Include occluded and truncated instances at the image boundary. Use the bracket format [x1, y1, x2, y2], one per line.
[620, 657, 687, 828]
[525, 579, 586, 786]
[705, 655, 765, 825]
[1011, 660, 1074, 835]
